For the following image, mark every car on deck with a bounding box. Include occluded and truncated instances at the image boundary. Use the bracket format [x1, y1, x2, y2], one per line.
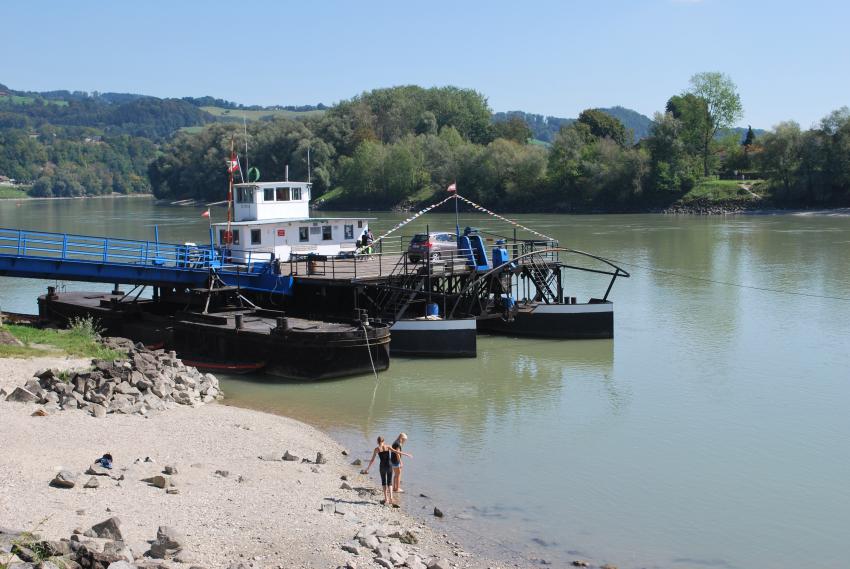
[407, 231, 459, 262]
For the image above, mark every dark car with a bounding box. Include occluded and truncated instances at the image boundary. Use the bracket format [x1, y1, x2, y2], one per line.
[407, 232, 458, 262]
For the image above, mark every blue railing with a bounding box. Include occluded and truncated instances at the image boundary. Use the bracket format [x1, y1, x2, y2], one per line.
[0, 228, 220, 270]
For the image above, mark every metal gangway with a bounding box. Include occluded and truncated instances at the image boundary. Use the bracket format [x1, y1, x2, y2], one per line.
[0, 227, 293, 294]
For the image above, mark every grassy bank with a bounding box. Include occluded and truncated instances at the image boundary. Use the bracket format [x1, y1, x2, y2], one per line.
[0, 185, 30, 199]
[0, 318, 120, 359]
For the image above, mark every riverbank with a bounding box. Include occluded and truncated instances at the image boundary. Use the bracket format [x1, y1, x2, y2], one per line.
[0, 353, 531, 569]
[0, 191, 152, 201]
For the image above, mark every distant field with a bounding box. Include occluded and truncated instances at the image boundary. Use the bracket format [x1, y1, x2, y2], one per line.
[0, 94, 67, 106]
[201, 106, 325, 121]
[178, 126, 205, 134]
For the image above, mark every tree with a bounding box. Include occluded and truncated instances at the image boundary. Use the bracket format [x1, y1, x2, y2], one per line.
[743, 125, 755, 147]
[687, 72, 744, 176]
[491, 117, 532, 144]
[576, 109, 628, 146]
[758, 121, 802, 195]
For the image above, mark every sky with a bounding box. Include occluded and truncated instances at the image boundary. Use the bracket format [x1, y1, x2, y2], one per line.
[3, 0, 848, 129]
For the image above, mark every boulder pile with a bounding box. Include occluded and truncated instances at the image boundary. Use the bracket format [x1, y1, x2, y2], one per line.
[0, 518, 193, 569]
[3, 337, 222, 416]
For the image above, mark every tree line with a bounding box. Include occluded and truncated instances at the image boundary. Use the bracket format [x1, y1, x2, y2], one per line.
[156, 76, 850, 211]
[3, 77, 850, 208]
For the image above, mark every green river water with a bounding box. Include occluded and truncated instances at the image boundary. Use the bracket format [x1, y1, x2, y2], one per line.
[1, 197, 848, 569]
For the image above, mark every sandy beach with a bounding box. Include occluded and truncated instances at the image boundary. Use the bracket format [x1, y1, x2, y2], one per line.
[0, 355, 526, 569]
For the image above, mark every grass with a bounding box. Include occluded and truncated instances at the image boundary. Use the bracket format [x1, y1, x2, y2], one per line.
[200, 105, 326, 121]
[0, 185, 30, 199]
[0, 316, 121, 359]
[680, 178, 767, 202]
[0, 94, 67, 106]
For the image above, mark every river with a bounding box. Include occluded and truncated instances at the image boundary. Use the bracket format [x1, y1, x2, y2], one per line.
[1, 197, 848, 569]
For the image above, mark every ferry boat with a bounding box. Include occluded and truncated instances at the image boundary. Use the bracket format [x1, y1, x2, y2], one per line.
[212, 179, 372, 263]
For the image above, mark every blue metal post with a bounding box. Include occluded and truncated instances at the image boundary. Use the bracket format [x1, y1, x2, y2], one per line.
[209, 226, 214, 268]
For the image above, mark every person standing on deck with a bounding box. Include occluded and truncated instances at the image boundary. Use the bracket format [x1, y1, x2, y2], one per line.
[391, 432, 411, 494]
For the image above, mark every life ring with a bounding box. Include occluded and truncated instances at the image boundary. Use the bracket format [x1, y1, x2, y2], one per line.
[221, 230, 233, 244]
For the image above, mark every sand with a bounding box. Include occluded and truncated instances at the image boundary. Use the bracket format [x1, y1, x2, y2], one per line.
[0, 356, 523, 568]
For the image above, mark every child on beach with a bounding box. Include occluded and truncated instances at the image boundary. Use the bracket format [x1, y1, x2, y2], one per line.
[391, 433, 409, 494]
[363, 436, 411, 506]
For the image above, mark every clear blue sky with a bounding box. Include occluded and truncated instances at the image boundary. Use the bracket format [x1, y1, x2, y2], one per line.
[4, 0, 848, 129]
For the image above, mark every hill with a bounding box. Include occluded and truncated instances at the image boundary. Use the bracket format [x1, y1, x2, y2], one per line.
[493, 106, 654, 144]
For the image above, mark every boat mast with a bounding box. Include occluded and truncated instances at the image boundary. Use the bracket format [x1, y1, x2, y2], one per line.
[227, 137, 234, 242]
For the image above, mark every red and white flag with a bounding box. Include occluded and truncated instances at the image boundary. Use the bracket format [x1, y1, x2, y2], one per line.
[447, 182, 457, 193]
[201, 209, 210, 218]
[227, 157, 240, 173]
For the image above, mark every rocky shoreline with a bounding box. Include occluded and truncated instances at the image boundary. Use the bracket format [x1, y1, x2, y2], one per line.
[0, 340, 535, 569]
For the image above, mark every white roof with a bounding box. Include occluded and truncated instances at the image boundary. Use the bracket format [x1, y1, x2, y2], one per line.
[212, 217, 374, 227]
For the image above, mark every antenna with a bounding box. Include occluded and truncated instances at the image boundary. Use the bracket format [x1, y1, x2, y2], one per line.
[243, 113, 249, 183]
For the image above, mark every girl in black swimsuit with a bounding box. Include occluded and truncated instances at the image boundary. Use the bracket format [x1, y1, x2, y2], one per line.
[364, 436, 406, 506]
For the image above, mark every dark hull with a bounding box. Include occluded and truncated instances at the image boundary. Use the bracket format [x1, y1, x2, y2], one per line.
[38, 292, 390, 381]
[478, 302, 614, 339]
[390, 319, 477, 358]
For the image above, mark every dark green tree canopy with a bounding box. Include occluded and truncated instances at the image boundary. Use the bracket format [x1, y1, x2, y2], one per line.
[576, 109, 629, 146]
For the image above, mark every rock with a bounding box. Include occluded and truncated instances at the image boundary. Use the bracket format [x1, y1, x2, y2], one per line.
[50, 470, 77, 488]
[433, 507, 444, 518]
[341, 543, 359, 555]
[107, 562, 135, 569]
[148, 525, 185, 559]
[163, 465, 178, 475]
[310, 466, 320, 473]
[315, 452, 327, 464]
[143, 475, 171, 488]
[358, 535, 380, 551]
[86, 463, 111, 476]
[84, 477, 100, 489]
[398, 530, 418, 544]
[334, 504, 349, 516]
[282, 451, 299, 462]
[571, 562, 590, 568]
[351, 458, 362, 466]
[342, 449, 349, 456]
[258, 454, 281, 462]
[91, 517, 123, 540]
[214, 470, 229, 477]
[103, 540, 134, 562]
[375, 559, 393, 569]
[406, 556, 426, 569]
[30, 407, 50, 417]
[340, 482, 353, 490]
[6, 387, 39, 403]
[340, 474, 349, 481]
[600, 565, 618, 569]
[90, 403, 108, 418]
[427, 559, 451, 569]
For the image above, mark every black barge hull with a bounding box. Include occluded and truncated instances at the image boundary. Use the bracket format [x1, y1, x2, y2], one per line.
[478, 301, 614, 339]
[38, 292, 390, 381]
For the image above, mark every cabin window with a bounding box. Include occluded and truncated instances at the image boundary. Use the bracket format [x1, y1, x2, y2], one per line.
[264, 188, 275, 201]
[299, 227, 309, 242]
[322, 225, 332, 240]
[251, 229, 262, 245]
[344, 224, 354, 239]
[291, 187, 302, 200]
[310, 226, 321, 235]
[276, 187, 290, 201]
[236, 187, 253, 203]
[357, 220, 363, 228]
[220, 229, 240, 245]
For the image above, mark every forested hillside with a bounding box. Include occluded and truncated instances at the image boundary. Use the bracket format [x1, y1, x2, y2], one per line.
[2, 79, 849, 209]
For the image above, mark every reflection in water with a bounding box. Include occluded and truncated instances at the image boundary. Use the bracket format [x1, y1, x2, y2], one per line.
[2, 199, 850, 569]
